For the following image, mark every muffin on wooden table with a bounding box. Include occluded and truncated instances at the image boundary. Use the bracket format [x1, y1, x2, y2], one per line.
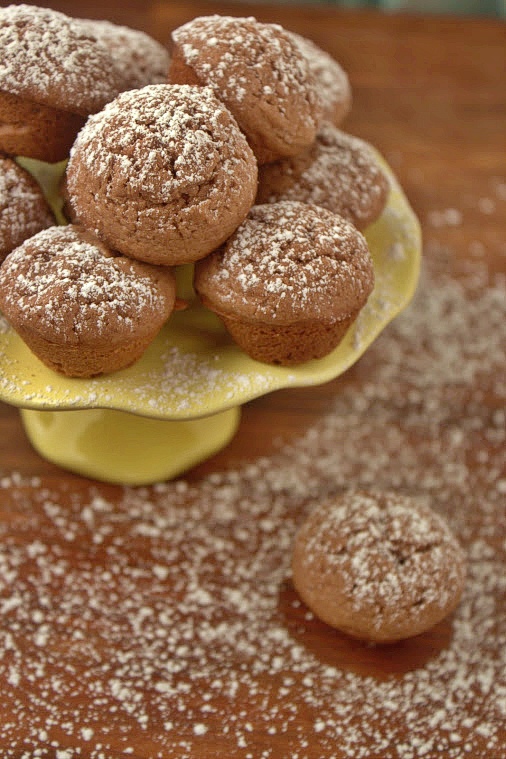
[292, 490, 467, 643]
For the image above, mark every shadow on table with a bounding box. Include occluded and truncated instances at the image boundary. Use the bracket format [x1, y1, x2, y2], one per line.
[277, 578, 455, 678]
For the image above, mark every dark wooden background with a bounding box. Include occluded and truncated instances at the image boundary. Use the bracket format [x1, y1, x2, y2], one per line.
[0, 2, 505, 757]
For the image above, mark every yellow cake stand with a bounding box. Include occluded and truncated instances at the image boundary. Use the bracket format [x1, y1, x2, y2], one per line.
[0, 156, 421, 485]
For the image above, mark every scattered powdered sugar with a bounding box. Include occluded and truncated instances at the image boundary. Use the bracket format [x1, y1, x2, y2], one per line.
[427, 208, 462, 228]
[0, 233, 504, 756]
[388, 240, 407, 261]
[477, 197, 496, 215]
[0, 338, 273, 413]
[373, 247, 505, 394]
[128, 345, 273, 412]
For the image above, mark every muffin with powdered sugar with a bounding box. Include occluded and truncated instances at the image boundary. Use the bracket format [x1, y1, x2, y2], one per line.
[66, 84, 258, 266]
[194, 201, 374, 366]
[288, 31, 352, 126]
[292, 491, 467, 642]
[75, 17, 170, 92]
[257, 123, 390, 231]
[0, 157, 54, 263]
[168, 15, 324, 164]
[0, 225, 177, 377]
[0, 4, 126, 162]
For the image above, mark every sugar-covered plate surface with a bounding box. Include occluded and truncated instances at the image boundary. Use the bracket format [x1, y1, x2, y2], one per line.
[0, 156, 421, 420]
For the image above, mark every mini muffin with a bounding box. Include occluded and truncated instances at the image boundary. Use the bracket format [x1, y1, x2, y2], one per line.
[0, 4, 125, 162]
[0, 225, 176, 377]
[292, 491, 467, 643]
[0, 157, 54, 263]
[76, 18, 170, 91]
[66, 84, 257, 266]
[194, 201, 374, 366]
[256, 123, 390, 231]
[169, 15, 323, 164]
[288, 32, 352, 126]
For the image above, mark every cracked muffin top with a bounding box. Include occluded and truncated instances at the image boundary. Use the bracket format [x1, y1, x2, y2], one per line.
[292, 490, 467, 642]
[169, 15, 324, 164]
[0, 4, 124, 116]
[65, 84, 258, 266]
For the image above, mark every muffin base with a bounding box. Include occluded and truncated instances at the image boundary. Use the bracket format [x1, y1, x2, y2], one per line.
[0, 91, 85, 163]
[12, 323, 161, 378]
[215, 310, 359, 366]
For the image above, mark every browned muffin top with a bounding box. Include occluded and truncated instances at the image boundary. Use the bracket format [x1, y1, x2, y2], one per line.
[170, 15, 323, 162]
[68, 84, 244, 206]
[195, 201, 374, 323]
[76, 18, 170, 91]
[292, 490, 467, 642]
[0, 157, 54, 262]
[0, 4, 125, 116]
[257, 123, 390, 230]
[288, 32, 352, 126]
[0, 225, 175, 345]
[66, 84, 257, 264]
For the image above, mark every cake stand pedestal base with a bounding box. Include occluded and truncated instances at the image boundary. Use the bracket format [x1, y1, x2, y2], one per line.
[20, 406, 240, 485]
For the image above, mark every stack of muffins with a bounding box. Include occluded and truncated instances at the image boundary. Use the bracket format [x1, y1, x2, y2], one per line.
[0, 5, 390, 377]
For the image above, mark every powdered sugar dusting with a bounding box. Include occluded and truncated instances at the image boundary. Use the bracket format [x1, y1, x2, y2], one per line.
[171, 13, 322, 162]
[0, 158, 54, 258]
[257, 123, 390, 230]
[68, 84, 247, 208]
[0, 243, 504, 756]
[293, 490, 466, 639]
[173, 15, 316, 113]
[0, 4, 123, 114]
[0, 226, 172, 341]
[289, 32, 351, 123]
[76, 18, 170, 90]
[198, 201, 374, 321]
[129, 345, 273, 412]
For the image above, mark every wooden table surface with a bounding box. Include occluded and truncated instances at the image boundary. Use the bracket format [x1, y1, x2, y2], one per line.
[1, 2, 505, 758]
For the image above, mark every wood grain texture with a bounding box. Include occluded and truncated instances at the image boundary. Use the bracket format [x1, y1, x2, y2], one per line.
[0, 3, 505, 758]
